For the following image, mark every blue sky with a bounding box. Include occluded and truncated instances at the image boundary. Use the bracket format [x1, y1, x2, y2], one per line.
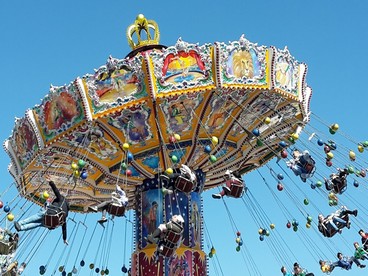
[1, 1, 368, 275]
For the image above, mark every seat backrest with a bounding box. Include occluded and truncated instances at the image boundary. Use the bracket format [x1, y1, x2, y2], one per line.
[321, 222, 335, 238]
[298, 155, 315, 173]
[165, 230, 182, 244]
[164, 221, 183, 244]
[175, 175, 194, 193]
[304, 163, 315, 174]
[335, 180, 347, 194]
[111, 195, 125, 206]
[107, 204, 125, 217]
[228, 179, 244, 198]
[160, 226, 183, 258]
[43, 212, 65, 229]
[161, 246, 175, 258]
[168, 221, 184, 232]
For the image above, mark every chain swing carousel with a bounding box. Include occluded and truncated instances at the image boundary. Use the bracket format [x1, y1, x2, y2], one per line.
[3, 14, 312, 275]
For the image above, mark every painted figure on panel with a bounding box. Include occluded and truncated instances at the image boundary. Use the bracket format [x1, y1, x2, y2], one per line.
[108, 111, 150, 143]
[13, 121, 37, 165]
[275, 62, 295, 89]
[162, 51, 205, 84]
[96, 67, 139, 103]
[207, 98, 236, 131]
[44, 91, 79, 130]
[190, 201, 201, 246]
[231, 50, 254, 78]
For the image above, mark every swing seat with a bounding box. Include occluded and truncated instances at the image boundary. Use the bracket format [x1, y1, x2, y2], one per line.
[299, 157, 316, 176]
[159, 221, 184, 258]
[175, 175, 195, 193]
[295, 153, 316, 178]
[333, 179, 347, 194]
[227, 179, 245, 198]
[43, 212, 65, 229]
[320, 213, 349, 238]
[165, 229, 182, 244]
[161, 245, 175, 258]
[107, 203, 125, 217]
[304, 163, 315, 174]
[160, 231, 182, 257]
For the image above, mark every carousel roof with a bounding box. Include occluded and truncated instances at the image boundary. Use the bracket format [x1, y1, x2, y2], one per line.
[4, 14, 311, 212]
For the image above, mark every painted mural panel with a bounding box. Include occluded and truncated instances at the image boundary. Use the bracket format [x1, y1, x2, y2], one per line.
[65, 125, 118, 161]
[190, 192, 202, 248]
[162, 51, 205, 84]
[160, 94, 203, 134]
[151, 39, 214, 92]
[9, 117, 38, 169]
[165, 251, 192, 276]
[141, 189, 164, 248]
[205, 89, 249, 133]
[107, 106, 152, 146]
[84, 56, 147, 115]
[165, 191, 190, 246]
[33, 84, 85, 143]
[227, 49, 260, 79]
[141, 150, 160, 172]
[31, 149, 96, 181]
[219, 35, 268, 85]
[191, 146, 205, 168]
[274, 47, 300, 95]
[228, 93, 281, 137]
[193, 251, 206, 276]
[138, 251, 164, 275]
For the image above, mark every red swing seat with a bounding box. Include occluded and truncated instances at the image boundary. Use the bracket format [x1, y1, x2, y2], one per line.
[227, 179, 245, 198]
[160, 231, 182, 257]
[159, 222, 183, 257]
[175, 175, 195, 193]
[295, 153, 316, 178]
[43, 212, 65, 229]
[107, 204, 126, 217]
[299, 156, 316, 176]
[303, 162, 315, 175]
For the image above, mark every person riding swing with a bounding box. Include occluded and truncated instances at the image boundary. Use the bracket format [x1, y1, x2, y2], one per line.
[88, 184, 128, 223]
[325, 168, 349, 194]
[286, 149, 315, 182]
[212, 170, 246, 199]
[161, 164, 197, 194]
[146, 215, 185, 259]
[14, 176, 70, 245]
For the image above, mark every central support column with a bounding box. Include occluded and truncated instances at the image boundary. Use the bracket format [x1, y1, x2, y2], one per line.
[131, 171, 207, 275]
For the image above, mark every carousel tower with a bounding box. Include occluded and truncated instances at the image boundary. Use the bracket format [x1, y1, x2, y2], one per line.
[127, 15, 207, 275]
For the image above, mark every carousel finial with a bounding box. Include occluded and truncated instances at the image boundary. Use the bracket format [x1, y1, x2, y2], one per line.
[126, 14, 160, 50]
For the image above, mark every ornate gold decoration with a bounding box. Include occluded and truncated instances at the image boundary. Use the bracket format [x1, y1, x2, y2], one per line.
[126, 14, 160, 50]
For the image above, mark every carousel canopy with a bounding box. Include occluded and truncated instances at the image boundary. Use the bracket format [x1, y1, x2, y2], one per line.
[4, 14, 311, 212]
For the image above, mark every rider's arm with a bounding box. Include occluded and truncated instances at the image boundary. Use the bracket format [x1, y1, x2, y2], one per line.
[49, 181, 62, 201]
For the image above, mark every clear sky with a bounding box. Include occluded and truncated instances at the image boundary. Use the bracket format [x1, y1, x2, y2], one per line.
[1, 1, 368, 275]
